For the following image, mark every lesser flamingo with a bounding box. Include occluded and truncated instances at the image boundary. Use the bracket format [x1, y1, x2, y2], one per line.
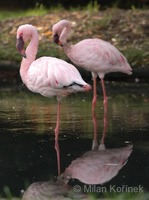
[52, 20, 132, 117]
[16, 24, 91, 140]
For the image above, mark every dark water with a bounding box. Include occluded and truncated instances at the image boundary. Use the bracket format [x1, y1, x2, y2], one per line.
[0, 82, 149, 199]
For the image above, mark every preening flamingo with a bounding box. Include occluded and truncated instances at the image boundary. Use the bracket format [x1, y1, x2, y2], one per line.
[62, 104, 133, 185]
[52, 20, 132, 115]
[22, 140, 89, 200]
[62, 143, 133, 185]
[16, 24, 91, 140]
[61, 91, 133, 185]
[22, 178, 88, 200]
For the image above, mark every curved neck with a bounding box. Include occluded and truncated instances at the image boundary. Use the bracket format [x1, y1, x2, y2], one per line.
[20, 31, 39, 84]
[26, 32, 38, 60]
[59, 24, 71, 45]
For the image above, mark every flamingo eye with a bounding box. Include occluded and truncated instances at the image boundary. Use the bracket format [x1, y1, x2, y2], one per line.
[53, 34, 60, 44]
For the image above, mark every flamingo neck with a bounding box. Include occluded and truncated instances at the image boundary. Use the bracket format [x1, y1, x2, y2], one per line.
[58, 22, 73, 54]
[20, 32, 39, 84]
[59, 24, 71, 45]
[63, 42, 72, 53]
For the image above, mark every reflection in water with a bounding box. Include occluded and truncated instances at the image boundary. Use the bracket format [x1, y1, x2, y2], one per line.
[55, 139, 61, 176]
[22, 135, 132, 199]
[62, 143, 133, 185]
[0, 87, 149, 137]
[1, 83, 149, 197]
[62, 100, 133, 185]
[22, 100, 133, 199]
[22, 139, 88, 200]
[22, 178, 88, 200]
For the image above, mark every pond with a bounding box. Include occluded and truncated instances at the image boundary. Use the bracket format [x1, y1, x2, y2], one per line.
[0, 81, 149, 199]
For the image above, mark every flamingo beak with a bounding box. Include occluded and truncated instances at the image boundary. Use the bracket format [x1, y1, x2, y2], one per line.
[16, 36, 26, 58]
[53, 34, 63, 47]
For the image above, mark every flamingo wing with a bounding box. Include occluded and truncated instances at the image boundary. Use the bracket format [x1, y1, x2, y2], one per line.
[68, 39, 131, 77]
[27, 57, 88, 98]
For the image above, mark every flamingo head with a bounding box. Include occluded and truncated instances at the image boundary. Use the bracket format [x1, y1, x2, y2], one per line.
[53, 33, 63, 47]
[16, 34, 26, 58]
[16, 24, 38, 58]
[52, 20, 72, 47]
[61, 170, 71, 185]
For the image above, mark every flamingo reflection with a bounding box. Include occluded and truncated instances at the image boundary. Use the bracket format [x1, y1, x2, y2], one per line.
[22, 139, 88, 200]
[62, 102, 133, 185]
[62, 144, 133, 185]
[91, 86, 108, 150]
[55, 139, 61, 176]
[22, 101, 133, 199]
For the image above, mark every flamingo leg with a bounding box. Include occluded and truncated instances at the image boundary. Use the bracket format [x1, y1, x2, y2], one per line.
[92, 77, 97, 113]
[101, 78, 107, 110]
[55, 101, 60, 140]
[54, 101, 61, 176]
[100, 101, 108, 144]
[92, 108, 98, 150]
[91, 77, 98, 150]
[100, 78, 108, 144]
[55, 139, 61, 176]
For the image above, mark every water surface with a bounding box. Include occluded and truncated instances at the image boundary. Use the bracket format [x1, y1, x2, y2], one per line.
[0, 82, 149, 199]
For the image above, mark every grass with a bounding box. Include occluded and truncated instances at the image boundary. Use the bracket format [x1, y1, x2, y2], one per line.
[0, 1, 101, 21]
[83, 0, 100, 13]
[0, 4, 79, 20]
[0, 191, 149, 200]
[1, 183, 149, 200]
[0, 4, 49, 21]
[87, 192, 149, 200]
[0, 5, 149, 68]
[105, 192, 149, 200]
[122, 48, 149, 67]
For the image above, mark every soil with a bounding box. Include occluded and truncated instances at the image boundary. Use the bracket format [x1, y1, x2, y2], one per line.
[0, 8, 149, 83]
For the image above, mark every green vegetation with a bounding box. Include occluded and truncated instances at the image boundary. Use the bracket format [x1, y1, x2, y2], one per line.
[0, 4, 50, 21]
[0, 5, 149, 68]
[0, 1, 102, 21]
[105, 192, 149, 200]
[122, 48, 149, 67]
[1, 189, 149, 200]
[87, 191, 149, 200]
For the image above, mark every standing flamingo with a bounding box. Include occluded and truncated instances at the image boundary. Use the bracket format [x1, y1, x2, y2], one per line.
[16, 24, 91, 140]
[52, 20, 132, 115]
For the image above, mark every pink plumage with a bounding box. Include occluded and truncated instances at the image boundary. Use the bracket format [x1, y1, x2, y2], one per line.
[16, 24, 91, 139]
[65, 38, 131, 78]
[52, 20, 132, 113]
[62, 144, 133, 185]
